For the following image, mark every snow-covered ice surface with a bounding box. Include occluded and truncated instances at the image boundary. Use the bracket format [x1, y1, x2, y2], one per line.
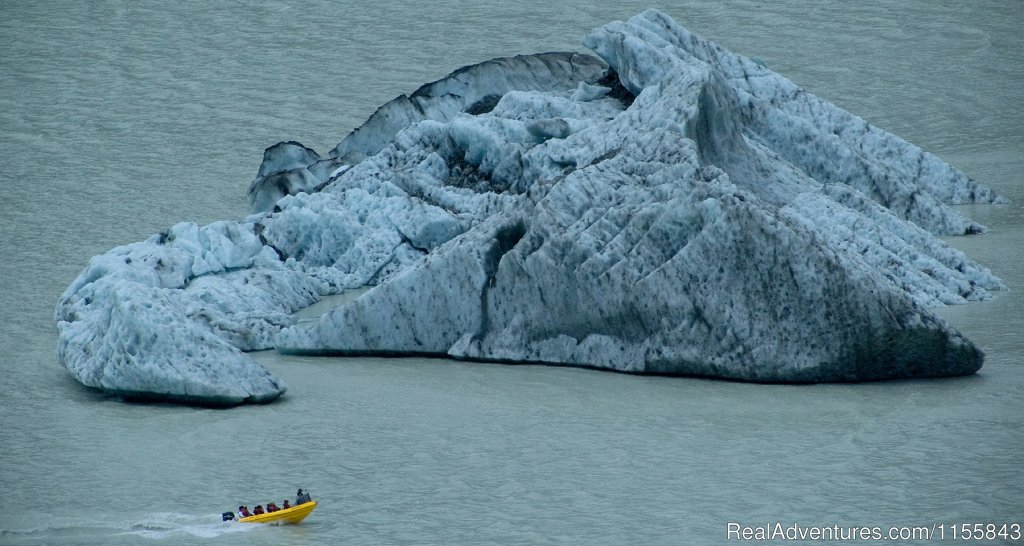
[56, 10, 1004, 405]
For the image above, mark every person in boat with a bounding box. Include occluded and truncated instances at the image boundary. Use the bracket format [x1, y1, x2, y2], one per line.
[267, 502, 279, 512]
[253, 505, 265, 515]
[238, 505, 252, 517]
[282, 500, 291, 509]
[296, 488, 311, 505]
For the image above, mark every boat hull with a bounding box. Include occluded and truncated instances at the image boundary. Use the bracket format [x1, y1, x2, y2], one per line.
[238, 501, 317, 524]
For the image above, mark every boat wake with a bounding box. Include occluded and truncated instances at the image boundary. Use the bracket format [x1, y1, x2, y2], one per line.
[1, 512, 257, 543]
[116, 512, 258, 539]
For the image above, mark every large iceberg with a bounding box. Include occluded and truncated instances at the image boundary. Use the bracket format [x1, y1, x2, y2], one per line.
[56, 10, 1005, 405]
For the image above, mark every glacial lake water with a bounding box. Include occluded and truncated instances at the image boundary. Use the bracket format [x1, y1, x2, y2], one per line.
[1, 1, 1021, 544]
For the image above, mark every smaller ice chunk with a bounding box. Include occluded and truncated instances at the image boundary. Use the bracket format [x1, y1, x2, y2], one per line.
[572, 81, 612, 102]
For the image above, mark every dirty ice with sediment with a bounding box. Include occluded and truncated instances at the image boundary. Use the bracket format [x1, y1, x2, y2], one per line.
[54, 9, 1005, 405]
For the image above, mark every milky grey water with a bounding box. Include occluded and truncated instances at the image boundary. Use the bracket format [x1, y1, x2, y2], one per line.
[1, 1, 1021, 544]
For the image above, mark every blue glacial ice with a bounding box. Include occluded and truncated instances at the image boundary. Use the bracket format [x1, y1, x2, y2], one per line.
[56, 10, 1005, 405]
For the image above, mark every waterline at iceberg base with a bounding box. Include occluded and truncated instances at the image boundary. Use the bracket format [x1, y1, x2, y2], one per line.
[55, 10, 1005, 406]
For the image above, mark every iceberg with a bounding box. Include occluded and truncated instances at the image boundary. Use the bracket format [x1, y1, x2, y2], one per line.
[56, 10, 1005, 405]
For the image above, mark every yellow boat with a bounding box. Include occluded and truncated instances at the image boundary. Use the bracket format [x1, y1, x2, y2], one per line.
[237, 501, 318, 524]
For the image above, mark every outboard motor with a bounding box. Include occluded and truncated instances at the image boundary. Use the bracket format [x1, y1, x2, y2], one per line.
[222, 511, 235, 522]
